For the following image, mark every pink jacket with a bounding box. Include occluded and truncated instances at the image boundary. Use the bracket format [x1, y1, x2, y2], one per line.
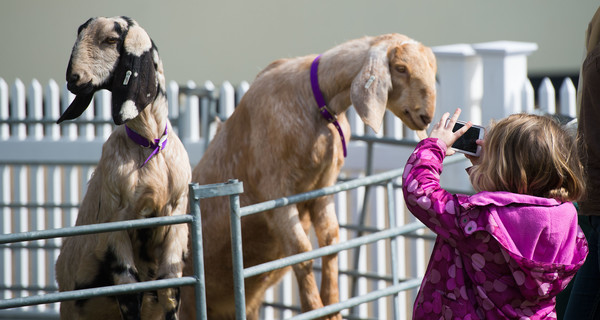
[402, 138, 588, 319]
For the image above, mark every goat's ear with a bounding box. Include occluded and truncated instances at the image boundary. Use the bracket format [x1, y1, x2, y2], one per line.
[350, 44, 392, 133]
[56, 92, 94, 124]
[111, 25, 157, 125]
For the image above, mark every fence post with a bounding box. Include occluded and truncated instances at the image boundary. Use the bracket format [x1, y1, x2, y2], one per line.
[431, 44, 483, 124]
[229, 182, 246, 320]
[188, 184, 207, 320]
[472, 41, 538, 124]
[387, 181, 401, 320]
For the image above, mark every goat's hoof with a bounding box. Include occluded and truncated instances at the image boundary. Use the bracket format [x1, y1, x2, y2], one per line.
[324, 313, 342, 320]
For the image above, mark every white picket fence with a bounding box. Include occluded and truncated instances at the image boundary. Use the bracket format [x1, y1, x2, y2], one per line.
[0, 40, 578, 319]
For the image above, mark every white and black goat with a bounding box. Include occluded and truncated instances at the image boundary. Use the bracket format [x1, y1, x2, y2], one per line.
[55, 16, 191, 320]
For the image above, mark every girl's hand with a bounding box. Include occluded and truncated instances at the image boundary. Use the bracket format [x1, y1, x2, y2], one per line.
[429, 108, 472, 156]
[465, 139, 485, 165]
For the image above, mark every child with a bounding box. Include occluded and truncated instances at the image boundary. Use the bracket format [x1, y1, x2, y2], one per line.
[402, 109, 588, 319]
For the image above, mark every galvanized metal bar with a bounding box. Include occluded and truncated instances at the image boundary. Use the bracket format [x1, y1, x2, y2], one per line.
[240, 167, 405, 217]
[387, 181, 401, 320]
[0, 277, 196, 309]
[0, 285, 57, 291]
[350, 140, 375, 314]
[192, 179, 244, 199]
[0, 203, 79, 209]
[186, 180, 243, 320]
[243, 221, 425, 279]
[0, 309, 60, 319]
[189, 184, 207, 320]
[228, 182, 246, 320]
[288, 278, 423, 320]
[0, 215, 193, 245]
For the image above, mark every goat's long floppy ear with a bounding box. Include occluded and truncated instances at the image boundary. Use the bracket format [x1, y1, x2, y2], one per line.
[56, 92, 94, 124]
[111, 24, 157, 125]
[350, 44, 392, 133]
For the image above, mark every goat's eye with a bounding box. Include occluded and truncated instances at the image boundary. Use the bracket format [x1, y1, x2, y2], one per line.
[105, 37, 119, 45]
[395, 65, 407, 73]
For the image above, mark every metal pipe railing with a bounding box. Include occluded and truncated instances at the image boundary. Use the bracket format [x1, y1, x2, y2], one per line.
[0, 181, 244, 320]
[227, 167, 428, 320]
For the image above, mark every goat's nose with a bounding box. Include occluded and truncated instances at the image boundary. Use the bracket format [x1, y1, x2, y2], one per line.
[68, 73, 80, 84]
[420, 114, 432, 125]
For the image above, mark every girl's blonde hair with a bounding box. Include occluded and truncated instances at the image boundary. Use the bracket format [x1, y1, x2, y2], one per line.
[469, 113, 585, 202]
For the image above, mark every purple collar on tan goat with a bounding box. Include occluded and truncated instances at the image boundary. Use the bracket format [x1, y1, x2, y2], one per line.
[310, 54, 347, 157]
[125, 124, 168, 167]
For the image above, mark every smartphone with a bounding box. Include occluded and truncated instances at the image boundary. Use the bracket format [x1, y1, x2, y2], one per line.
[451, 120, 485, 157]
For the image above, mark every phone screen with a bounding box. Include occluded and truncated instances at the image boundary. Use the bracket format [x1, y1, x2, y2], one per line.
[452, 122, 480, 154]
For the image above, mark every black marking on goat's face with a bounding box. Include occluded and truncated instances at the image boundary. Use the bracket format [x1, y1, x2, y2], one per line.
[66, 17, 128, 93]
[110, 32, 158, 125]
[59, 16, 160, 125]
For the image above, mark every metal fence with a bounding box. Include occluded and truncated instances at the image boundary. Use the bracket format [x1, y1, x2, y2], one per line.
[0, 165, 433, 320]
[0, 181, 260, 320]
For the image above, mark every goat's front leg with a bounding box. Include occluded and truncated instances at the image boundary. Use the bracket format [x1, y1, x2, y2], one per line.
[310, 196, 341, 320]
[147, 222, 188, 320]
[269, 206, 324, 312]
[98, 231, 142, 320]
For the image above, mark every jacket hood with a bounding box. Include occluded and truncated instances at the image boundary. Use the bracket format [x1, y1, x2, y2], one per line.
[457, 191, 588, 301]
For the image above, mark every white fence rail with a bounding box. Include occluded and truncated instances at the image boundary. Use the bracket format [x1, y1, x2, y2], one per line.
[0, 40, 578, 319]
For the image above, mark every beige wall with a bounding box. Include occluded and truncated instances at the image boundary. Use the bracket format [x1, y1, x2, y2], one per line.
[0, 0, 597, 86]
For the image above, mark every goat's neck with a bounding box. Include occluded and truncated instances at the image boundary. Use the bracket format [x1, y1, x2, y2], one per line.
[123, 97, 169, 139]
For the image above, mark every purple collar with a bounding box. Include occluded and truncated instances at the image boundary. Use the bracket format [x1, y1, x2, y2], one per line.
[125, 124, 168, 168]
[310, 55, 347, 157]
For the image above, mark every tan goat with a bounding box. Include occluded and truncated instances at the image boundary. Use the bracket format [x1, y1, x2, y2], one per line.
[55, 17, 191, 320]
[180, 33, 437, 319]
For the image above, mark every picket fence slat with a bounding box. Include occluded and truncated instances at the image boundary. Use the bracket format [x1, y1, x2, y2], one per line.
[538, 77, 557, 114]
[10, 80, 26, 139]
[522, 79, 535, 114]
[0, 79, 8, 138]
[0, 165, 11, 301]
[560, 78, 577, 117]
[27, 80, 43, 141]
[44, 80, 61, 141]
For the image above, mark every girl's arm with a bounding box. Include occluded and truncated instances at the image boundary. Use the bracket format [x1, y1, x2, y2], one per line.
[402, 138, 466, 240]
[402, 109, 473, 240]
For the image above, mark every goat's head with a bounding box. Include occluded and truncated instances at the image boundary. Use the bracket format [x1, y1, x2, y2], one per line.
[58, 16, 161, 125]
[350, 34, 437, 132]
